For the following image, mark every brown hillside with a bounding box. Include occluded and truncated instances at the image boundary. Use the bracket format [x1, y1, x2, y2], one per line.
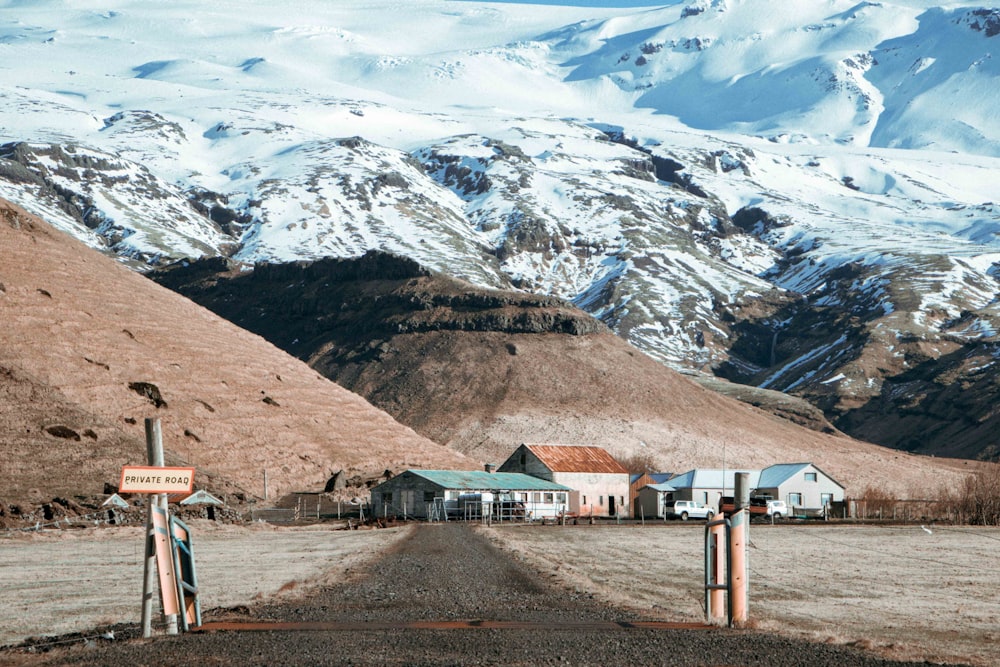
[151, 253, 983, 497]
[0, 200, 470, 512]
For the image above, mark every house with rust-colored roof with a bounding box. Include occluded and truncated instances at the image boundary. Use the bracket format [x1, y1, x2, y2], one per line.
[498, 444, 630, 517]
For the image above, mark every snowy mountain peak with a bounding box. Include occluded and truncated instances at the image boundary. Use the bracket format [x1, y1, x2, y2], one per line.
[1, 0, 999, 459]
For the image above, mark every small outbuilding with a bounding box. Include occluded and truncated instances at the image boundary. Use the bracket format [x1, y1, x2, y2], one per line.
[370, 468, 572, 520]
[635, 482, 677, 520]
[629, 472, 673, 517]
[499, 443, 630, 517]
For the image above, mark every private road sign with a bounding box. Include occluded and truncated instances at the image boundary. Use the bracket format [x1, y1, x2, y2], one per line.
[120, 465, 196, 494]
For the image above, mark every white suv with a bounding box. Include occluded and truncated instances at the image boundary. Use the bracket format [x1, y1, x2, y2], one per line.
[766, 500, 788, 519]
[665, 500, 715, 521]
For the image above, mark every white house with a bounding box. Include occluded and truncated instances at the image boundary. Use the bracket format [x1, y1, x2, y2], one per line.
[370, 468, 572, 520]
[754, 463, 845, 511]
[498, 444, 630, 517]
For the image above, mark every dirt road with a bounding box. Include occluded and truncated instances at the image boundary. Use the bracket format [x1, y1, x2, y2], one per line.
[9, 523, 960, 667]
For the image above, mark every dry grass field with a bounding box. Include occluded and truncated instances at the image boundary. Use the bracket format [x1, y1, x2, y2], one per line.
[2, 521, 998, 666]
[0, 521, 408, 649]
[489, 522, 1000, 666]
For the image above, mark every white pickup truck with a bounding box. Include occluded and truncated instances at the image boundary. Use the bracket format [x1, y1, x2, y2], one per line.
[766, 500, 788, 518]
[665, 500, 715, 521]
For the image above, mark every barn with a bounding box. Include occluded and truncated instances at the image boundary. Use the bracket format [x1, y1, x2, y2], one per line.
[498, 444, 630, 517]
[370, 468, 572, 520]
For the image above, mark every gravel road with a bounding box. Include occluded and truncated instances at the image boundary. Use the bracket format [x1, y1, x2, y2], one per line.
[15, 523, 962, 666]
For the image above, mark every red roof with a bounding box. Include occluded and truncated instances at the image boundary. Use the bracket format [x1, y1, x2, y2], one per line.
[523, 444, 628, 474]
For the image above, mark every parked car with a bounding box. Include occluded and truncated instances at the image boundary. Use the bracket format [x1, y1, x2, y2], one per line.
[766, 500, 788, 519]
[665, 500, 715, 521]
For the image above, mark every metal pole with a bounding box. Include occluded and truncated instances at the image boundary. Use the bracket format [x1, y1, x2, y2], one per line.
[734, 472, 750, 512]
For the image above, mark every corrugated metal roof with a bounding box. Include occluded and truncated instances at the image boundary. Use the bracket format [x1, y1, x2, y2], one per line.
[407, 470, 571, 491]
[757, 463, 844, 489]
[642, 483, 677, 492]
[523, 444, 628, 474]
[631, 472, 673, 484]
[667, 469, 762, 489]
[757, 463, 810, 489]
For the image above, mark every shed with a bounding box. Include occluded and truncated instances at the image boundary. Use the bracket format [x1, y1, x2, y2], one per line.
[499, 444, 630, 517]
[629, 473, 673, 518]
[635, 482, 677, 520]
[755, 463, 845, 512]
[370, 469, 572, 520]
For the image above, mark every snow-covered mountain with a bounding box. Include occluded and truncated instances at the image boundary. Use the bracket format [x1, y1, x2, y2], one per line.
[1, 0, 998, 458]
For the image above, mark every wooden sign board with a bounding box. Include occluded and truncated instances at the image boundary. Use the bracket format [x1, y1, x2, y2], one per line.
[120, 466, 195, 494]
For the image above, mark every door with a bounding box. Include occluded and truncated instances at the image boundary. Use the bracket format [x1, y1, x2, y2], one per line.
[608, 495, 616, 516]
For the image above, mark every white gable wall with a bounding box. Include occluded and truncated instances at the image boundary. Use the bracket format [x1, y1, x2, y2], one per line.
[553, 471, 629, 517]
[760, 464, 844, 509]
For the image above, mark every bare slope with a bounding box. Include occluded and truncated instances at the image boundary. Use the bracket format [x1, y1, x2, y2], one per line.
[151, 253, 981, 496]
[0, 200, 469, 512]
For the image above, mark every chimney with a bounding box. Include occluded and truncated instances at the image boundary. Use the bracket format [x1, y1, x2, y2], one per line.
[485, 463, 496, 473]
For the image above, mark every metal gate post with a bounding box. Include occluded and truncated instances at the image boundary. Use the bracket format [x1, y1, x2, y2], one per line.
[730, 508, 749, 626]
[704, 517, 730, 624]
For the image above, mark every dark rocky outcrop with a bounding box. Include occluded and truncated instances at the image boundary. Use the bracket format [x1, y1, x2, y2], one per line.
[151, 250, 609, 370]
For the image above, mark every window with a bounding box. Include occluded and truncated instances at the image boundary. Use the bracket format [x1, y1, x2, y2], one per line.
[821, 493, 833, 506]
[424, 491, 436, 503]
[788, 493, 803, 507]
[544, 492, 554, 503]
[702, 492, 709, 504]
[804, 472, 818, 482]
[532, 492, 542, 503]
[556, 493, 567, 503]
[582, 495, 587, 505]
[382, 492, 393, 505]
[599, 495, 604, 506]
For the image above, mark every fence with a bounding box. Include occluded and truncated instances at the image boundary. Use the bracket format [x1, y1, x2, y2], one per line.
[847, 498, 963, 523]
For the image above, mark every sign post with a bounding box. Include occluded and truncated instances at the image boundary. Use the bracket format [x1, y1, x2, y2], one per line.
[130, 418, 195, 638]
